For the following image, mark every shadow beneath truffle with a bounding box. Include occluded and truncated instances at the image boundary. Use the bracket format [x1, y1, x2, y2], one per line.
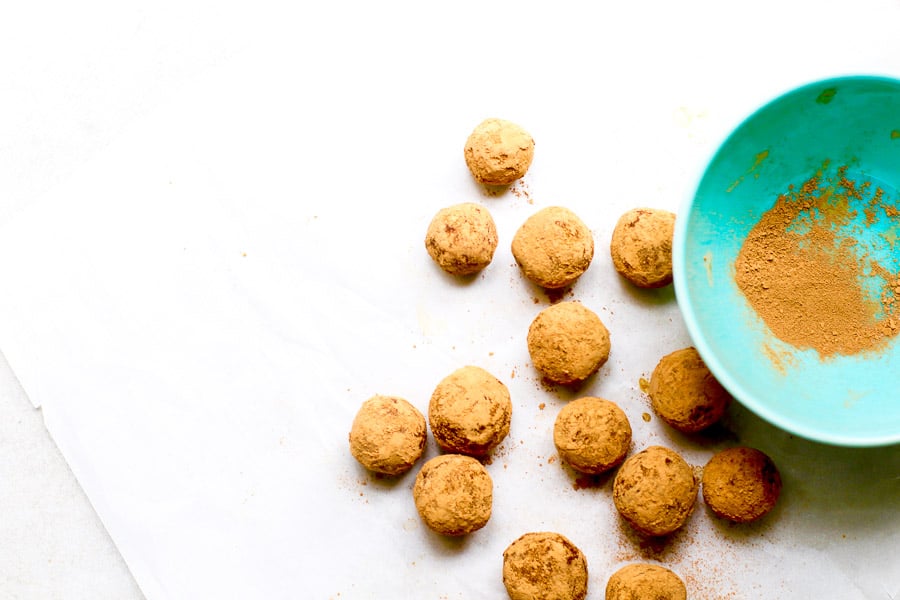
[476, 442, 512, 467]
[479, 183, 512, 198]
[420, 526, 476, 556]
[703, 495, 784, 542]
[614, 275, 676, 307]
[657, 418, 741, 454]
[538, 358, 612, 402]
[360, 462, 419, 491]
[615, 514, 695, 562]
[426, 259, 490, 288]
[718, 402, 900, 544]
[540, 377, 589, 401]
[560, 460, 618, 493]
[515, 273, 578, 306]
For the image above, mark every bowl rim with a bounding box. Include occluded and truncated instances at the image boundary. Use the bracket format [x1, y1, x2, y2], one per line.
[673, 73, 900, 448]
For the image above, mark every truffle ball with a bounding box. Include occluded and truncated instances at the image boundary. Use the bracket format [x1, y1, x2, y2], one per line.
[605, 563, 687, 600]
[464, 118, 535, 185]
[348, 395, 427, 476]
[553, 397, 632, 474]
[413, 454, 493, 536]
[612, 446, 698, 537]
[527, 302, 610, 386]
[609, 208, 676, 288]
[648, 347, 730, 433]
[429, 366, 512, 456]
[425, 203, 499, 276]
[502, 532, 588, 600]
[702, 446, 782, 523]
[512, 206, 594, 289]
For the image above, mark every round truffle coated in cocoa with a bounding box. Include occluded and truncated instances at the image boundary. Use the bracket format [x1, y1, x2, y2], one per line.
[648, 347, 730, 433]
[413, 454, 493, 536]
[502, 532, 588, 600]
[612, 446, 698, 537]
[429, 366, 512, 456]
[425, 203, 499, 276]
[464, 118, 535, 185]
[527, 302, 610, 386]
[702, 446, 782, 523]
[512, 206, 595, 289]
[605, 563, 687, 600]
[553, 397, 632, 474]
[609, 208, 676, 288]
[348, 395, 427, 476]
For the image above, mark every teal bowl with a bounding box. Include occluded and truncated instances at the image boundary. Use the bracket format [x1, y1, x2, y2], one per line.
[674, 75, 900, 447]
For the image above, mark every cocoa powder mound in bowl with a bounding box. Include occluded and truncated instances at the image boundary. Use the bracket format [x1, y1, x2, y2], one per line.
[674, 75, 900, 446]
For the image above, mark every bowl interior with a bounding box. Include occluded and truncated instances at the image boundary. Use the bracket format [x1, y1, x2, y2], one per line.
[674, 76, 900, 446]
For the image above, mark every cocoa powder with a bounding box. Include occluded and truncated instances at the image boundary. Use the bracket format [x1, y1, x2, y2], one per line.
[734, 163, 900, 358]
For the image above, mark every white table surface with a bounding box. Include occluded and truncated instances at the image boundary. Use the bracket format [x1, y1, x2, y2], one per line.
[1, 4, 233, 597]
[2, 3, 900, 599]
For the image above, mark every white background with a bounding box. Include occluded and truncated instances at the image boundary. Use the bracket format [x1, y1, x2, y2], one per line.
[1, 2, 900, 599]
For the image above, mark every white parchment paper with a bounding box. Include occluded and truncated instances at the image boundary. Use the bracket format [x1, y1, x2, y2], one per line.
[1, 3, 898, 598]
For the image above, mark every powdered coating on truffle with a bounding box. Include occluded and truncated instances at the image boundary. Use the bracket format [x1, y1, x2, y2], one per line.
[464, 118, 535, 185]
[702, 446, 782, 523]
[512, 206, 594, 289]
[605, 563, 687, 600]
[502, 532, 588, 600]
[413, 454, 493, 536]
[348, 395, 427, 476]
[429, 366, 512, 456]
[612, 446, 698, 537]
[425, 203, 499, 276]
[527, 302, 610, 386]
[610, 208, 676, 288]
[648, 347, 730, 433]
[553, 397, 632, 474]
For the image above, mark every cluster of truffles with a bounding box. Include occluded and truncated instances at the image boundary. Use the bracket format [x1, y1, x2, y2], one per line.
[429, 119, 599, 289]
[606, 347, 780, 539]
[429, 120, 677, 298]
[508, 373, 781, 599]
[351, 117, 784, 599]
[502, 532, 687, 600]
[349, 365, 510, 536]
